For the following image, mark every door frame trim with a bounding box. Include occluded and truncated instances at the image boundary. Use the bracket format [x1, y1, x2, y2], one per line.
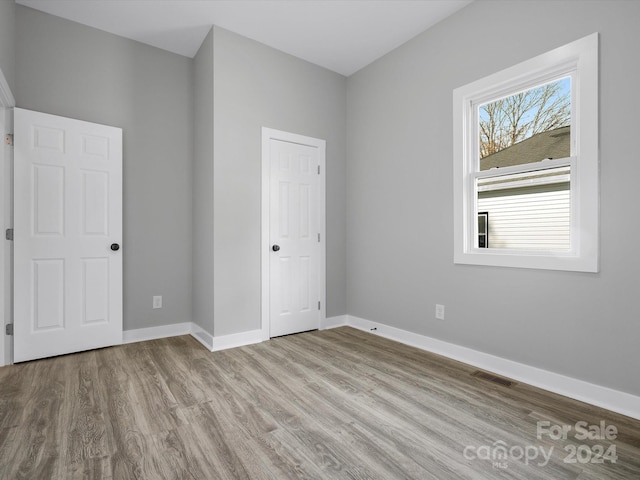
[261, 127, 326, 341]
[0, 68, 15, 367]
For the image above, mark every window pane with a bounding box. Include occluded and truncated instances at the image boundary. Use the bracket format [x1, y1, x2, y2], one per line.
[478, 212, 488, 248]
[478, 213, 487, 234]
[479, 77, 571, 171]
[477, 166, 570, 251]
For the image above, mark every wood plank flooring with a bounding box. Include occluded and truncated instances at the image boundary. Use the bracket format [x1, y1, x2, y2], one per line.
[1, 326, 639, 479]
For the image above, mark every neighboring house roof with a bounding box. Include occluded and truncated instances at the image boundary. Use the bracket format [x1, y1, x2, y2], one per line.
[480, 126, 570, 170]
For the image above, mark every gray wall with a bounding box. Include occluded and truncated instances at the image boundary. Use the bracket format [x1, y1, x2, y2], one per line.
[192, 29, 215, 334]
[16, 6, 194, 331]
[211, 26, 347, 336]
[346, 0, 640, 396]
[0, 0, 15, 91]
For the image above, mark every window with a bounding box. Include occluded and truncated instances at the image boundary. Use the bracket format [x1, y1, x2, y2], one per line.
[453, 33, 599, 272]
[478, 212, 488, 248]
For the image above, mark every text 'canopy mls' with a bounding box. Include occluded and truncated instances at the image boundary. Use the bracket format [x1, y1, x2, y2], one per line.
[479, 78, 571, 170]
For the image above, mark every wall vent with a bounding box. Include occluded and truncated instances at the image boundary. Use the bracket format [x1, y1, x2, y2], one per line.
[471, 370, 516, 387]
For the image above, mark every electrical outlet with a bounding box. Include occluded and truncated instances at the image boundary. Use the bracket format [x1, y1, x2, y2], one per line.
[153, 295, 162, 309]
[435, 304, 445, 320]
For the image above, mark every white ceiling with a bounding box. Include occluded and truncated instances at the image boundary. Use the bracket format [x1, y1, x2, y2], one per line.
[15, 0, 472, 76]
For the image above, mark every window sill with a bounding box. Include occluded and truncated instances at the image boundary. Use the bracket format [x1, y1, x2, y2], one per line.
[453, 248, 598, 273]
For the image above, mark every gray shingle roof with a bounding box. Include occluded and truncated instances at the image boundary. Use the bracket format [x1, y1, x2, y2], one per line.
[480, 126, 570, 170]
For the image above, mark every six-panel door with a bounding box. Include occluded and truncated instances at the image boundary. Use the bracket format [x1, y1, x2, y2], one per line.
[269, 139, 321, 337]
[13, 108, 122, 362]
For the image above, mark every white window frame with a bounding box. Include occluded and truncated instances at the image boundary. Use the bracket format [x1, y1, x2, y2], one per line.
[453, 33, 599, 272]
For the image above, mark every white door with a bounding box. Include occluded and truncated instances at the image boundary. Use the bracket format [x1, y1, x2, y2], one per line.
[264, 130, 325, 338]
[13, 108, 122, 362]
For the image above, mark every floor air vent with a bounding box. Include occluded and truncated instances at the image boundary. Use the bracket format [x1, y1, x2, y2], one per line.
[471, 370, 516, 387]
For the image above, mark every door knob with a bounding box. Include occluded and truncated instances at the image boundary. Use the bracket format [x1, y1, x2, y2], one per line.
[110, 243, 120, 251]
[272, 244, 280, 252]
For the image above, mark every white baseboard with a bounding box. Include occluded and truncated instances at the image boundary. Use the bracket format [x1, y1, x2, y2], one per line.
[210, 328, 264, 351]
[321, 315, 348, 330]
[346, 315, 640, 421]
[123, 322, 192, 344]
[124, 322, 263, 353]
[190, 323, 214, 350]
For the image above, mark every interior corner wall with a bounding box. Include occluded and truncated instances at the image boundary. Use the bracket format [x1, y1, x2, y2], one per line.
[15, 5, 194, 332]
[192, 28, 215, 334]
[346, 0, 640, 396]
[0, 0, 15, 92]
[211, 26, 347, 337]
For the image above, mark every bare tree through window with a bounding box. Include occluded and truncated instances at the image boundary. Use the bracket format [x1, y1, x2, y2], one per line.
[479, 78, 571, 160]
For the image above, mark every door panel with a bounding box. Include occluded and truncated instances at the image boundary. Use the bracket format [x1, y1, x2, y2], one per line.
[14, 108, 122, 362]
[82, 171, 109, 235]
[82, 258, 109, 324]
[33, 164, 65, 235]
[32, 259, 65, 330]
[269, 139, 320, 337]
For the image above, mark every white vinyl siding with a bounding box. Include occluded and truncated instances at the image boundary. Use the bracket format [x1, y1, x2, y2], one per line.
[478, 183, 570, 250]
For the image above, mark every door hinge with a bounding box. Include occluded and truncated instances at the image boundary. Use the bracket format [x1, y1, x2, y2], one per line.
[318, 301, 321, 310]
[5, 324, 13, 336]
[5, 134, 13, 146]
[318, 233, 320, 242]
[317, 165, 320, 175]
[5, 228, 13, 241]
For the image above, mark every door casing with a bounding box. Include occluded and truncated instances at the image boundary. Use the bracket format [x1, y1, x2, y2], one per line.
[0, 68, 15, 367]
[261, 127, 326, 340]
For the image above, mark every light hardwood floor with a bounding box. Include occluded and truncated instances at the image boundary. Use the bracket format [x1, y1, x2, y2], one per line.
[0, 326, 639, 479]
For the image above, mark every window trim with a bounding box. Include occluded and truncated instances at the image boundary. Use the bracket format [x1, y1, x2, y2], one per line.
[453, 33, 599, 272]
